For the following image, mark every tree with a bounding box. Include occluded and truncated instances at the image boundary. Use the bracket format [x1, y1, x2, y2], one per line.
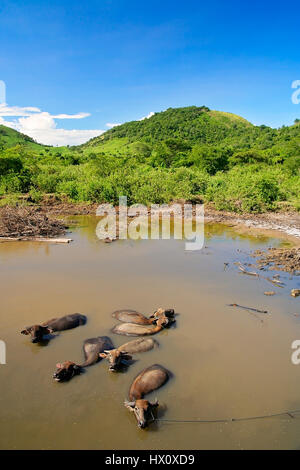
[150, 139, 190, 168]
[189, 145, 230, 174]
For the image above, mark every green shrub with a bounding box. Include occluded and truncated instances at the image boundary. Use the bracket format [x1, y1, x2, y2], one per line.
[28, 187, 43, 203]
[206, 167, 283, 213]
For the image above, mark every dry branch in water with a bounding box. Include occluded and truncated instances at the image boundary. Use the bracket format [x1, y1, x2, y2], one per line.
[0, 207, 67, 238]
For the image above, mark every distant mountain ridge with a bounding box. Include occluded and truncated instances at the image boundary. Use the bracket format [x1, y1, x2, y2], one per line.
[84, 106, 255, 148]
[0, 106, 299, 153]
[81, 106, 299, 160]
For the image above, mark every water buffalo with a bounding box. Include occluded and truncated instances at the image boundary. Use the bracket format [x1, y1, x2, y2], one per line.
[111, 317, 167, 337]
[99, 338, 158, 371]
[53, 336, 114, 382]
[124, 364, 169, 428]
[21, 313, 87, 343]
[151, 308, 175, 322]
[112, 308, 175, 326]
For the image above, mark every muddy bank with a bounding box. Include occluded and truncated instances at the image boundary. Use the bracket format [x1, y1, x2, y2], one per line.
[1, 201, 300, 246]
[33, 202, 300, 237]
[204, 207, 300, 245]
[251, 247, 300, 275]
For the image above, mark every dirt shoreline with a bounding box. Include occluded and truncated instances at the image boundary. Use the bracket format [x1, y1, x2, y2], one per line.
[204, 208, 300, 247]
[19, 202, 300, 245]
[1, 202, 300, 244]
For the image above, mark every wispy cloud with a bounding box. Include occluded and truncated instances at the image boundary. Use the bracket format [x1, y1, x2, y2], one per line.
[139, 111, 155, 120]
[106, 122, 121, 128]
[0, 104, 42, 117]
[105, 111, 155, 129]
[52, 112, 91, 119]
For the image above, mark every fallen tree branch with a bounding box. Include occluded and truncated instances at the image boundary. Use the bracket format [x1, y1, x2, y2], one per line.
[227, 303, 268, 314]
[0, 206, 67, 239]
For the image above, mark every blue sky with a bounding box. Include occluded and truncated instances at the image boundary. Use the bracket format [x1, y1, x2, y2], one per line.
[0, 0, 299, 145]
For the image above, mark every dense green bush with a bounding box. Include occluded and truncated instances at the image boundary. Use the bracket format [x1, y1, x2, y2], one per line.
[206, 167, 284, 212]
[0, 155, 23, 174]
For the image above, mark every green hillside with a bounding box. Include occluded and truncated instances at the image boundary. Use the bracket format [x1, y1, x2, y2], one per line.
[0, 106, 299, 213]
[84, 106, 254, 148]
[82, 106, 300, 168]
[0, 125, 43, 150]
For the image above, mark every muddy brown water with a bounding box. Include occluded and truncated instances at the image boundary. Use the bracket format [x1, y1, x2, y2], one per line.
[1, 216, 300, 450]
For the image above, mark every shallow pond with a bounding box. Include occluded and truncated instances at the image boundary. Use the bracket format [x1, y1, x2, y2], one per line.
[0, 217, 300, 450]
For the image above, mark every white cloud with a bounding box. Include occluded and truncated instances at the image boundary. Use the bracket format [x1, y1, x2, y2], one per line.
[18, 112, 56, 131]
[139, 111, 155, 121]
[52, 112, 90, 119]
[105, 111, 155, 129]
[0, 104, 103, 146]
[106, 122, 121, 128]
[19, 128, 104, 147]
[0, 103, 41, 117]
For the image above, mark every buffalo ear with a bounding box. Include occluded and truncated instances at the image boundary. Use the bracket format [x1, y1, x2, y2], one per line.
[99, 352, 107, 359]
[124, 400, 135, 410]
[46, 327, 54, 334]
[21, 329, 30, 335]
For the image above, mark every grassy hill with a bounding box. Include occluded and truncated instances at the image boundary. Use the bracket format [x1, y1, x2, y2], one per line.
[0, 125, 43, 151]
[82, 106, 300, 166]
[83, 106, 255, 150]
[0, 106, 299, 213]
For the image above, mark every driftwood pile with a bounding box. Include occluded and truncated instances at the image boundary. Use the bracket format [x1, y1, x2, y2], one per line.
[0, 206, 66, 239]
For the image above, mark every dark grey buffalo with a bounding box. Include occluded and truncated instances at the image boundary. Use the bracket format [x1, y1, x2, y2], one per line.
[53, 336, 114, 382]
[21, 313, 87, 343]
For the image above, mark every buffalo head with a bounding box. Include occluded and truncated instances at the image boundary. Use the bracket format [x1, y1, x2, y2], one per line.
[151, 308, 175, 326]
[99, 349, 132, 371]
[53, 361, 81, 382]
[21, 325, 54, 343]
[124, 398, 159, 428]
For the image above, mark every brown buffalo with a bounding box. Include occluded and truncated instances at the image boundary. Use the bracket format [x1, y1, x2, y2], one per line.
[53, 336, 114, 382]
[111, 317, 167, 337]
[21, 313, 87, 343]
[99, 338, 158, 371]
[151, 308, 175, 323]
[124, 364, 169, 428]
[112, 308, 175, 326]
